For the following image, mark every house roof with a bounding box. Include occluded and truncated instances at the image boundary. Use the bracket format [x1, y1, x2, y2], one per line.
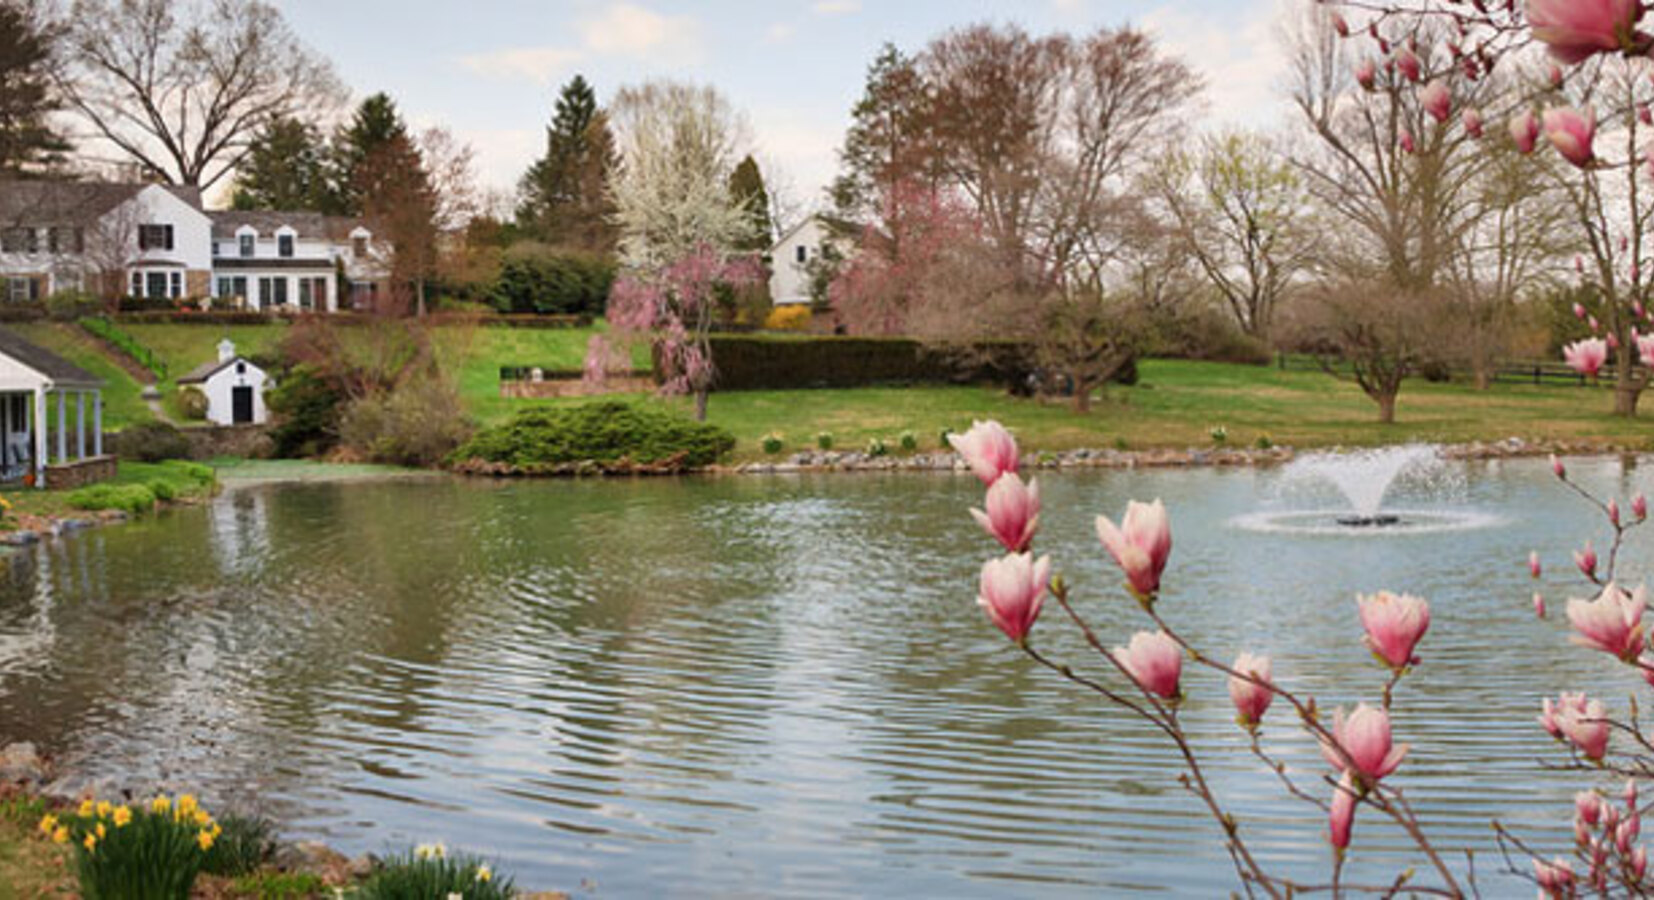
[0, 327, 101, 387]
[177, 355, 260, 385]
[0, 180, 202, 228]
[209, 210, 368, 241]
[768, 213, 865, 252]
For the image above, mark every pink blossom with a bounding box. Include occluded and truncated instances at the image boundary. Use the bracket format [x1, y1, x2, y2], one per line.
[1526, 0, 1642, 64]
[1639, 654, 1654, 689]
[1626, 777, 1639, 808]
[1535, 857, 1576, 895]
[1610, 498, 1623, 526]
[1643, 104, 1653, 126]
[1589, 315, 1601, 333]
[1395, 46, 1422, 82]
[1578, 790, 1603, 825]
[1634, 493, 1647, 519]
[1574, 300, 1588, 318]
[1530, 550, 1543, 579]
[971, 473, 1040, 553]
[1635, 847, 1648, 880]
[1566, 582, 1647, 661]
[1536, 592, 1548, 618]
[1321, 704, 1409, 782]
[1096, 499, 1173, 598]
[1563, 337, 1609, 377]
[1544, 106, 1598, 167]
[1357, 591, 1431, 670]
[1552, 454, 1567, 478]
[977, 552, 1051, 645]
[1332, 12, 1350, 37]
[1328, 772, 1356, 851]
[1461, 107, 1484, 138]
[1576, 541, 1599, 578]
[1354, 58, 1377, 91]
[949, 420, 1020, 486]
[1618, 815, 1640, 852]
[1638, 333, 1654, 368]
[1227, 652, 1274, 729]
[1420, 81, 1451, 123]
[1399, 129, 1415, 154]
[1509, 110, 1541, 154]
[1544, 693, 1611, 760]
[1115, 630, 1183, 700]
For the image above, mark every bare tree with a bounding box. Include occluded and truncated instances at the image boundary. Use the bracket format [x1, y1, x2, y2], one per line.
[59, 0, 341, 189]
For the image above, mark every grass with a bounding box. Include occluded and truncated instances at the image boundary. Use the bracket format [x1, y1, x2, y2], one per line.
[504, 358, 1654, 462]
[6, 322, 152, 430]
[0, 795, 70, 899]
[1, 459, 217, 520]
[119, 323, 289, 421]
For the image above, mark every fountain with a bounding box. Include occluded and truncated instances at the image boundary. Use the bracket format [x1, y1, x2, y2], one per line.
[1232, 444, 1499, 535]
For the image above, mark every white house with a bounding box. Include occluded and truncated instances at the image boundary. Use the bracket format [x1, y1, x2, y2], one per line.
[0, 327, 108, 489]
[208, 211, 388, 312]
[177, 339, 270, 426]
[767, 215, 859, 306]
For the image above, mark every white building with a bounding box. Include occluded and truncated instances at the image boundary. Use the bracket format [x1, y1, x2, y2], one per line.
[767, 215, 859, 306]
[0, 327, 108, 488]
[177, 339, 270, 426]
[0, 180, 386, 311]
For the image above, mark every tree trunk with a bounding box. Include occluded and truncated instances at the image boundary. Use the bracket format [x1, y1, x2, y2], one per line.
[1071, 376, 1093, 413]
[416, 278, 427, 318]
[1616, 385, 1641, 417]
[694, 388, 709, 422]
[1376, 392, 1397, 424]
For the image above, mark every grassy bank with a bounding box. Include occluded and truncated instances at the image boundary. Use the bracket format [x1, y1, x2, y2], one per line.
[1, 460, 217, 520]
[7, 322, 152, 430]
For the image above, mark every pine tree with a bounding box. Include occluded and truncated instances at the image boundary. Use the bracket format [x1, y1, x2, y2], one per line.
[0, 4, 68, 174]
[516, 75, 617, 253]
[229, 117, 329, 211]
[726, 155, 773, 252]
[831, 43, 937, 225]
[330, 93, 411, 215]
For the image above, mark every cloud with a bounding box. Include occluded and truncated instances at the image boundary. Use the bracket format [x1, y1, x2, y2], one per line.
[1139, 0, 1293, 130]
[764, 22, 797, 44]
[811, 0, 861, 15]
[457, 2, 703, 85]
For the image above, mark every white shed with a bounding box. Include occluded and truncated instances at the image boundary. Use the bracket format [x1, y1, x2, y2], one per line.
[177, 340, 270, 426]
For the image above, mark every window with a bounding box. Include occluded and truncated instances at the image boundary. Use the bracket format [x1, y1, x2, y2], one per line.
[238, 233, 254, 258]
[169, 271, 181, 298]
[145, 272, 167, 299]
[297, 276, 328, 311]
[278, 233, 294, 258]
[1, 227, 36, 253]
[352, 236, 368, 256]
[215, 276, 248, 299]
[298, 277, 312, 310]
[272, 277, 287, 305]
[312, 277, 327, 310]
[235, 361, 246, 375]
[130, 272, 141, 297]
[6, 277, 37, 303]
[795, 245, 807, 264]
[259, 276, 288, 306]
[137, 224, 173, 251]
[46, 227, 82, 254]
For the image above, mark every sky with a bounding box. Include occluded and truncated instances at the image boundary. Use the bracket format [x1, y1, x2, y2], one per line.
[275, 0, 1297, 216]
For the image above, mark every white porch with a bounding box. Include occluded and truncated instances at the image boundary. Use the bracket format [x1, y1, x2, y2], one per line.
[0, 387, 105, 488]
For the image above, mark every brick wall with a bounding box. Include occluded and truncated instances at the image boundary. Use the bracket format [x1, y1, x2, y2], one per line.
[46, 455, 117, 490]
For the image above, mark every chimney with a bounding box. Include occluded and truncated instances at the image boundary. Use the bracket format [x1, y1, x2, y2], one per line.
[217, 339, 236, 363]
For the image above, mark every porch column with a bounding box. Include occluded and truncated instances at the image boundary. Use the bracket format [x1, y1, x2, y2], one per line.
[93, 392, 102, 457]
[55, 391, 65, 463]
[33, 387, 45, 489]
[76, 392, 86, 460]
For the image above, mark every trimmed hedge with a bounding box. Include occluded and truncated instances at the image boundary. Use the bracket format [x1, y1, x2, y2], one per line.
[80, 316, 167, 378]
[698, 335, 1037, 391]
[450, 400, 735, 469]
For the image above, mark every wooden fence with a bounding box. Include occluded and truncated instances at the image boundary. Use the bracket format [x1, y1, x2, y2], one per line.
[1274, 353, 1602, 387]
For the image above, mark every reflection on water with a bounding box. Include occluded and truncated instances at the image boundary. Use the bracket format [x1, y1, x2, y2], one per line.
[0, 459, 1649, 895]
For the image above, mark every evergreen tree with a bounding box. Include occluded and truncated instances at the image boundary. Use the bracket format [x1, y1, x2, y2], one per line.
[229, 117, 329, 211]
[358, 131, 437, 315]
[330, 92, 411, 215]
[726, 154, 773, 252]
[0, 3, 68, 174]
[516, 75, 617, 253]
[830, 43, 937, 225]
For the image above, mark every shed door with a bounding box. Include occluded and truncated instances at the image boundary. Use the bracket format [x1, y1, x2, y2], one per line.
[231, 386, 254, 424]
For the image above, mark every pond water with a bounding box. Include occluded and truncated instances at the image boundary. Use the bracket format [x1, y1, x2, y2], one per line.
[0, 458, 1650, 896]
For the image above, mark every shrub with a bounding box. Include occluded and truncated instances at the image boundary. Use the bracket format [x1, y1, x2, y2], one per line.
[230, 872, 323, 900]
[700, 335, 1038, 391]
[44, 290, 103, 322]
[118, 421, 191, 462]
[761, 432, 784, 455]
[356, 845, 512, 900]
[146, 478, 176, 502]
[67, 483, 156, 515]
[762, 305, 812, 331]
[939, 427, 954, 449]
[867, 437, 888, 457]
[450, 400, 736, 469]
[265, 365, 343, 458]
[1255, 434, 1274, 450]
[158, 460, 216, 489]
[338, 373, 474, 467]
[899, 431, 918, 452]
[41, 793, 221, 900]
[200, 814, 277, 877]
[489, 243, 615, 316]
[1209, 425, 1228, 445]
[816, 431, 833, 451]
[80, 316, 166, 378]
[176, 387, 208, 421]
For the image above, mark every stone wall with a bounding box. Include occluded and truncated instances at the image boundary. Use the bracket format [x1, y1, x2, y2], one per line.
[45, 455, 117, 489]
[180, 425, 273, 460]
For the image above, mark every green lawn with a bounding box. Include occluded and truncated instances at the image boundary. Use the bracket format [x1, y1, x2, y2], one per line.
[1, 459, 216, 519]
[490, 359, 1654, 461]
[7, 322, 152, 429]
[119, 323, 290, 420]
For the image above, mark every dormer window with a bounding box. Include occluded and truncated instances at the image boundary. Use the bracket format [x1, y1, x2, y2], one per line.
[278, 233, 294, 258]
[352, 236, 368, 257]
[795, 245, 807, 264]
[138, 224, 173, 251]
[238, 233, 254, 258]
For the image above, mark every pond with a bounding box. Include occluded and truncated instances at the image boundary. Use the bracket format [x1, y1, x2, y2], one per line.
[0, 457, 1647, 895]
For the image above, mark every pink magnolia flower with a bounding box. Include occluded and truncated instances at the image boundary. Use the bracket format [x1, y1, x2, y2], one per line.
[1530, 550, 1543, 579]
[977, 552, 1051, 644]
[1536, 592, 1548, 618]
[1421, 81, 1451, 123]
[1589, 314, 1602, 333]
[1096, 499, 1172, 598]
[1399, 129, 1416, 154]
[1578, 790, 1603, 825]
[1552, 454, 1567, 478]
[1510, 110, 1541, 154]
[1535, 857, 1576, 895]
[1643, 104, 1654, 126]
[1627, 778, 1639, 808]
[1321, 704, 1409, 782]
[1227, 652, 1274, 729]
[1636, 847, 1649, 880]
[1550, 62, 1566, 88]
[1576, 541, 1599, 578]
[1563, 337, 1609, 377]
[1543, 693, 1611, 760]
[971, 473, 1040, 552]
[1354, 58, 1377, 91]
[1115, 630, 1183, 700]
[1395, 46, 1422, 82]
[1357, 591, 1431, 670]
[1574, 301, 1588, 318]
[1331, 12, 1349, 37]
[1526, 0, 1642, 64]
[1634, 493, 1647, 519]
[1566, 582, 1647, 661]
[1608, 332, 1621, 352]
[1544, 106, 1598, 167]
[1638, 333, 1654, 368]
[950, 420, 1019, 486]
[1328, 772, 1357, 851]
[1462, 107, 1484, 138]
[1609, 498, 1622, 526]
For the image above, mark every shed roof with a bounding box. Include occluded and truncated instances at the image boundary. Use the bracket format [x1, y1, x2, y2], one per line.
[177, 355, 261, 385]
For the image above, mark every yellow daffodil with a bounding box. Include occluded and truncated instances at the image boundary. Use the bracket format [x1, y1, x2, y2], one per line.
[477, 863, 493, 883]
[193, 809, 211, 826]
[151, 795, 170, 815]
[415, 842, 446, 860]
[210, 822, 222, 838]
[51, 826, 68, 844]
[196, 829, 215, 852]
[112, 806, 131, 828]
[95, 800, 111, 819]
[178, 794, 197, 814]
[95, 822, 105, 839]
[82, 833, 96, 852]
[77, 799, 93, 818]
[36, 814, 56, 835]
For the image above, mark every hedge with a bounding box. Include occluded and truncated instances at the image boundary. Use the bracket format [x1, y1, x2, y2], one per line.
[696, 335, 1038, 391]
[80, 316, 167, 378]
[449, 400, 735, 470]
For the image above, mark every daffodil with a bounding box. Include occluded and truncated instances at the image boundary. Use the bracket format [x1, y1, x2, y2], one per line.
[95, 800, 111, 819]
[82, 833, 96, 852]
[193, 809, 211, 826]
[477, 863, 493, 883]
[77, 799, 93, 818]
[151, 795, 171, 815]
[37, 814, 56, 835]
[95, 822, 105, 839]
[51, 825, 68, 844]
[196, 829, 215, 852]
[112, 806, 131, 828]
